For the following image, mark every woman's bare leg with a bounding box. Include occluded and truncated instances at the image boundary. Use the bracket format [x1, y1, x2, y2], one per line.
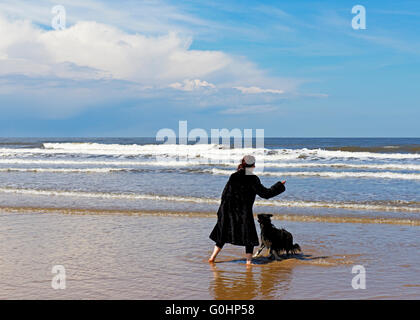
[245, 253, 253, 265]
[208, 246, 222, 263]
[245, 245, 254, 265]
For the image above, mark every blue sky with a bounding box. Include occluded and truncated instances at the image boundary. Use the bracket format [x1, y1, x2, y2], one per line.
[0, 0, 419, 137]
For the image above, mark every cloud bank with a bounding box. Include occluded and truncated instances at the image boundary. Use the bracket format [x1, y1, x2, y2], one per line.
[0, 17, 228, 85]
[0, 13, 299, 118]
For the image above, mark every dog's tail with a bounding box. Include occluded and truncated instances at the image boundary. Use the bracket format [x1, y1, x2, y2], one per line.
[292, 243, 301, 254]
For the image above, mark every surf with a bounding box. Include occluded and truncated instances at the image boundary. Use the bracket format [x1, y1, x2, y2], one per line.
[208, 168, 420, 180]
[0, 159, 419, 171]
[0, 187, 418, 213]
[1, 142, 419, 160]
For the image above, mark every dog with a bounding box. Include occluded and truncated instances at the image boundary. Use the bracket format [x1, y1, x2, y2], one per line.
[253, 213, 301, 259]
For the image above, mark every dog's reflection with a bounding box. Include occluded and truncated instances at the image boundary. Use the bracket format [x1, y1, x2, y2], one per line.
[209, 260, 293, 299]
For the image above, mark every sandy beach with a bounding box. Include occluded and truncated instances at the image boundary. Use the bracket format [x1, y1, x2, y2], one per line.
[1, 208, 419, 300]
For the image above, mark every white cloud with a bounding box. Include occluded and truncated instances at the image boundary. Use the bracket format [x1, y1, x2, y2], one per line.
[233, 86, 284, 94]
[0, 15, 300, 93]
[0, 16, 233, 86]
[0, 11, 308, 118]
[169, 79, 216, 91]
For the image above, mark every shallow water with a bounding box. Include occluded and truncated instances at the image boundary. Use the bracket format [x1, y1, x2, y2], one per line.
[0, 209, 419, 299]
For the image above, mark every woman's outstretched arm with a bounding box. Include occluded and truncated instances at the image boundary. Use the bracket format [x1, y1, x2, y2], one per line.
[254, 177, 286, 199]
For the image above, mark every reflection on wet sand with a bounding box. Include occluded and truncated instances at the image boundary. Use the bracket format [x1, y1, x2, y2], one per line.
[209, 260, 287, 300]
[209, 253, 333, 299]
[210, 263, 260, 299]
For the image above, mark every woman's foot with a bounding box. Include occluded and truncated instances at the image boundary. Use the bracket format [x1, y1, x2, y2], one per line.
[245, 253, 253, 265]
[208, 246, 222, 263]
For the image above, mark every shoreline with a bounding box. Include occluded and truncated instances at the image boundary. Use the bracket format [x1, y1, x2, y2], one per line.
[1, 205, 420, 226]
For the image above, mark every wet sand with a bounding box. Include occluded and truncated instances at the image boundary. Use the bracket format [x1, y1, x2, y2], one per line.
[0, 209, 419, 299]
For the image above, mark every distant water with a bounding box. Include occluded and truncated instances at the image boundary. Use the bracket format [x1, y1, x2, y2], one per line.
[0, 137, 419, 224]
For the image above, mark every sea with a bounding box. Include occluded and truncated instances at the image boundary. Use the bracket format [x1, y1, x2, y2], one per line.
[1, 137, 419, 299]
[0, 137, 419, 223]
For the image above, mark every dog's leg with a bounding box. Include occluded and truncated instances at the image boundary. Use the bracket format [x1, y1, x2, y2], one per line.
[253, 245, 265, 258]
[272, 250, 282, 260]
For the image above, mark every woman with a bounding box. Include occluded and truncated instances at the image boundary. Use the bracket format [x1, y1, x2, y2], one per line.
[208, 155, 286, 265]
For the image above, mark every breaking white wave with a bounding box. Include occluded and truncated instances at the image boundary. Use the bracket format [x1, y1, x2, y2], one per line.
[261, 162, 420, 171]
[0, 158, 419, 171]
[0, 159, 217, 167]
[0, 187, 219, 204]
[208, 168, 420, 180]
[2, 166, 419, 179]
[0, 168, 148, 173]
[0, 187, 419, 213]
[0, 142, 419, 161]
[297, 148, 420, 160]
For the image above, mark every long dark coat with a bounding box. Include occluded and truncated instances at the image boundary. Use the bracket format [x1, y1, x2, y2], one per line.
[209, 169, 286, 247]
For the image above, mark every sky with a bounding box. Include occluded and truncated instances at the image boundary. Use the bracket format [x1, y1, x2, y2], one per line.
[0, 0, 419, 137]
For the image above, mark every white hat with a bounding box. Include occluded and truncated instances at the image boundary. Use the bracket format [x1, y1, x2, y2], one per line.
[243, 155, 256, 166]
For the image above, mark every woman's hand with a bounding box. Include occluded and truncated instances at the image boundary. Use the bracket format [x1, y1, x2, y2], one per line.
[281, 181, 286, 184]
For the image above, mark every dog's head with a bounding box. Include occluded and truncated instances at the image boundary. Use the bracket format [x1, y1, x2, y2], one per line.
[257, 213, 273, 225]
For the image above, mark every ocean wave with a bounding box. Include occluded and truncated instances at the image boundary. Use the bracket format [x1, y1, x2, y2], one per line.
[0, 159, 419, 171]
[295, 148, 420, 160]
[0, 187, 220, 204]
[1, 165, 419, 180]
[0, 159, 217, 167]
[270, 214, 420, 226]
[260, 162, 420, 171]
[1, 164, 419, 180]
[0, 142, 44, 148]
[0, 168, 151, 173]
[1, 206, 419, 226]
[0, 167, 420, 180]
[0, 142, 419, 160]
[41, 143, 420, 160]
[209, 168, 420, 180]
[0, 187, 419, 213]
[326, 145, 420, 154]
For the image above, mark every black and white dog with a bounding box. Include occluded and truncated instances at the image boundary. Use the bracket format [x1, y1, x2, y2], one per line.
[254, 214, 301, 259]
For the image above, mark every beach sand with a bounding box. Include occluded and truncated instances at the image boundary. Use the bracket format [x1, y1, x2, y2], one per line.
[0, 208, 419, 299]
